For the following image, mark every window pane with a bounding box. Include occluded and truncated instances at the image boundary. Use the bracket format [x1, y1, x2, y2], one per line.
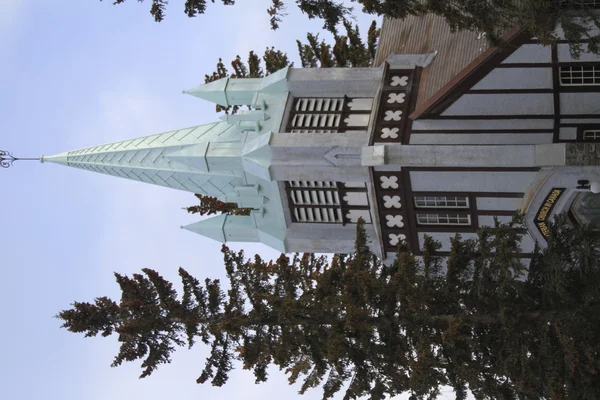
[414, 196, 469, 208]
[416, 213, 471, 226]
[560, 65, 600, 86]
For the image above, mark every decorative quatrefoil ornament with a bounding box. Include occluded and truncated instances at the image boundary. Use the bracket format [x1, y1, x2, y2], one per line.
[389, 233, 407, 246]
[381, 127, 399, 139]
[386, 215, 404, 228]
[380, 176, 399, 189]
[382, 195, 401, 208]
[384, 110, 402, 121]
[390, 76, 409, 87]
[387, 93, 406, 104]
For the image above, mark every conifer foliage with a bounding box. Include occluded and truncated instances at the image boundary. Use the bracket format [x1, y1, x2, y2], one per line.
[204, 20, 379, 113]
[57, 216, 600, 399]
[185, 193, 253, 216]
[105, 0, 600, 58]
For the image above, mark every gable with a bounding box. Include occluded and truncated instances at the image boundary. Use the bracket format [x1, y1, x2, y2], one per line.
[409, 28, 532, 119]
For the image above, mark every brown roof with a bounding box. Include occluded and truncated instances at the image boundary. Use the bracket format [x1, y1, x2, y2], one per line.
[374, 15, 493, 110]
[410, 27, 530, 119]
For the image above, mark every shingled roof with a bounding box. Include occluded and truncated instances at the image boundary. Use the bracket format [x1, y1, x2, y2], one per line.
[374, 15, 529, 118]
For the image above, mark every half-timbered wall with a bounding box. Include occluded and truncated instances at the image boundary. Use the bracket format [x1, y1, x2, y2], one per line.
[371, 167, 536, 255]
[414, 36, 600, 145]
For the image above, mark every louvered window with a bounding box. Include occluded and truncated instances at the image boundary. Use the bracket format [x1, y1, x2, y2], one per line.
[287, 181, 343, 223]
[287, 97, 372, 133]
[289, 98, 344, 133]
[416, 213, 471, 226]
[286, 181, 371, 224]
[559, 65, 600, 86]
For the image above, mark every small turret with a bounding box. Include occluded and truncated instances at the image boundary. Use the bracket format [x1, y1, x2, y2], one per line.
[183, 67, 290, 107]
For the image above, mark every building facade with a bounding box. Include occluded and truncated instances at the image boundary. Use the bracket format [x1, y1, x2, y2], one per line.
[41, 16, 600, 263]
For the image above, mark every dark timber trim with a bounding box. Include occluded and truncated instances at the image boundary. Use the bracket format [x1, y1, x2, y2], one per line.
[409, 129, 551, 134]
[496, 63, 551, 68]
[466, 88, 553, 94]
[552, 42, 560, 143]
[407, 167, 541, 172]
[423, 115, 554, 120]
[372, 169, 528, 255]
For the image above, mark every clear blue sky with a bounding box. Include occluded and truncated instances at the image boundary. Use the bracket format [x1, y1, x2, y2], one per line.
[0, 1, 461, 399]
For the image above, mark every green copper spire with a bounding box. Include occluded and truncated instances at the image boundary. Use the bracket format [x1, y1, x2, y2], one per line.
[41, 122, 249, 197]
[42, 71, 291, 251]
[183, 66, 290, 107]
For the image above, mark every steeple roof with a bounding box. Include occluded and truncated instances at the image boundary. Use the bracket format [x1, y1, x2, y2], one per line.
[41, 71, 290, 251]
[41, 122, 247, 197]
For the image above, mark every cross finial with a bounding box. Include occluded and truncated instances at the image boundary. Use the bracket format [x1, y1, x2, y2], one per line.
[0, 150, 39, 169]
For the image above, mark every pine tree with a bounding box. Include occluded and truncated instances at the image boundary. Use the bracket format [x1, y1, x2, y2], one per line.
[104, 0, 600, 58]
[185, 193, 252, 216]
[206, 21, 377, 114]
[57, 216, 600, 399]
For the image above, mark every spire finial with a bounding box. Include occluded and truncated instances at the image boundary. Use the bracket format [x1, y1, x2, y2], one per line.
[0, 150, 39, 169]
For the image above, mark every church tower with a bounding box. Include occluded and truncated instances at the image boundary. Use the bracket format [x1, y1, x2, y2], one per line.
[41, 15, 600, 264]
[41, 66, 385, 257]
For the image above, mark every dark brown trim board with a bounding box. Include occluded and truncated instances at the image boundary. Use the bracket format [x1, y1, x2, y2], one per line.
[551, 43, 560, 143]
[409, 28, 532, 120]
[409, 129, 551, 134]
[466, 88, 553, 94]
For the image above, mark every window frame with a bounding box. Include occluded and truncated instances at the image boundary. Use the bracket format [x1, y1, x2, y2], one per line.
[413, 196, 469, 209]
[416, 213, 472, 226]
[286, 181, 371, 224]
[559, 65, 600, 87]
[576, 125, 600, 142]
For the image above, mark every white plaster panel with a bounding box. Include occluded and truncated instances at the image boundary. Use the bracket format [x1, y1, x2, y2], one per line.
[346, 210, 372, 223]
[476, 197, 523, 211]
[559, 127, 577, 141]
[502, 44, 551, 64]
[478, 215, 513, 227]
[561, 118, 600, 124]
[410, 171, 538, 193]
[344, 114, 370, 127]
[472, 68, 552, 90]
[285, 222, 381, 256]
[442, 94, 554, 116]
[343, 192, 369, 206]
[347, 98, 373, 111]
[557, 43, 600, 62]
[271, 166, 370, 182]
[288, 68, 383, 97]
[560, 92, 600, 115]
[418, 232, 479, 252]
[412, 119, 553, 130]
[409, 133, 553, 145]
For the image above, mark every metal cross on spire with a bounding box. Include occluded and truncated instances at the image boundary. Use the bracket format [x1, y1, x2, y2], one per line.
[0, 150, 39, 169]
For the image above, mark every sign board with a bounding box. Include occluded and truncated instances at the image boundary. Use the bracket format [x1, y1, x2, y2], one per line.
[534, 188, 565, 238]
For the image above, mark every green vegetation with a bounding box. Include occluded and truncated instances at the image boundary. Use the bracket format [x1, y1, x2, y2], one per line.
[58, 215, 600, 399]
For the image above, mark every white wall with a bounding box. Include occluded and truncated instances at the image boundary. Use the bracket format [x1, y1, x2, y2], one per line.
[442, 93, 554, 116]
[410, 171, 539, 193]
[472, 67, 552, 90]
[410, 133, 553, 145]
[501, 44, 551, 64]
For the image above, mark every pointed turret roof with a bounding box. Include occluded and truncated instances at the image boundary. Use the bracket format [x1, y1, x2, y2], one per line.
[41, 122, 248, 197]
[41, 71, 290, 252]
[183, 78, 229, 106]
